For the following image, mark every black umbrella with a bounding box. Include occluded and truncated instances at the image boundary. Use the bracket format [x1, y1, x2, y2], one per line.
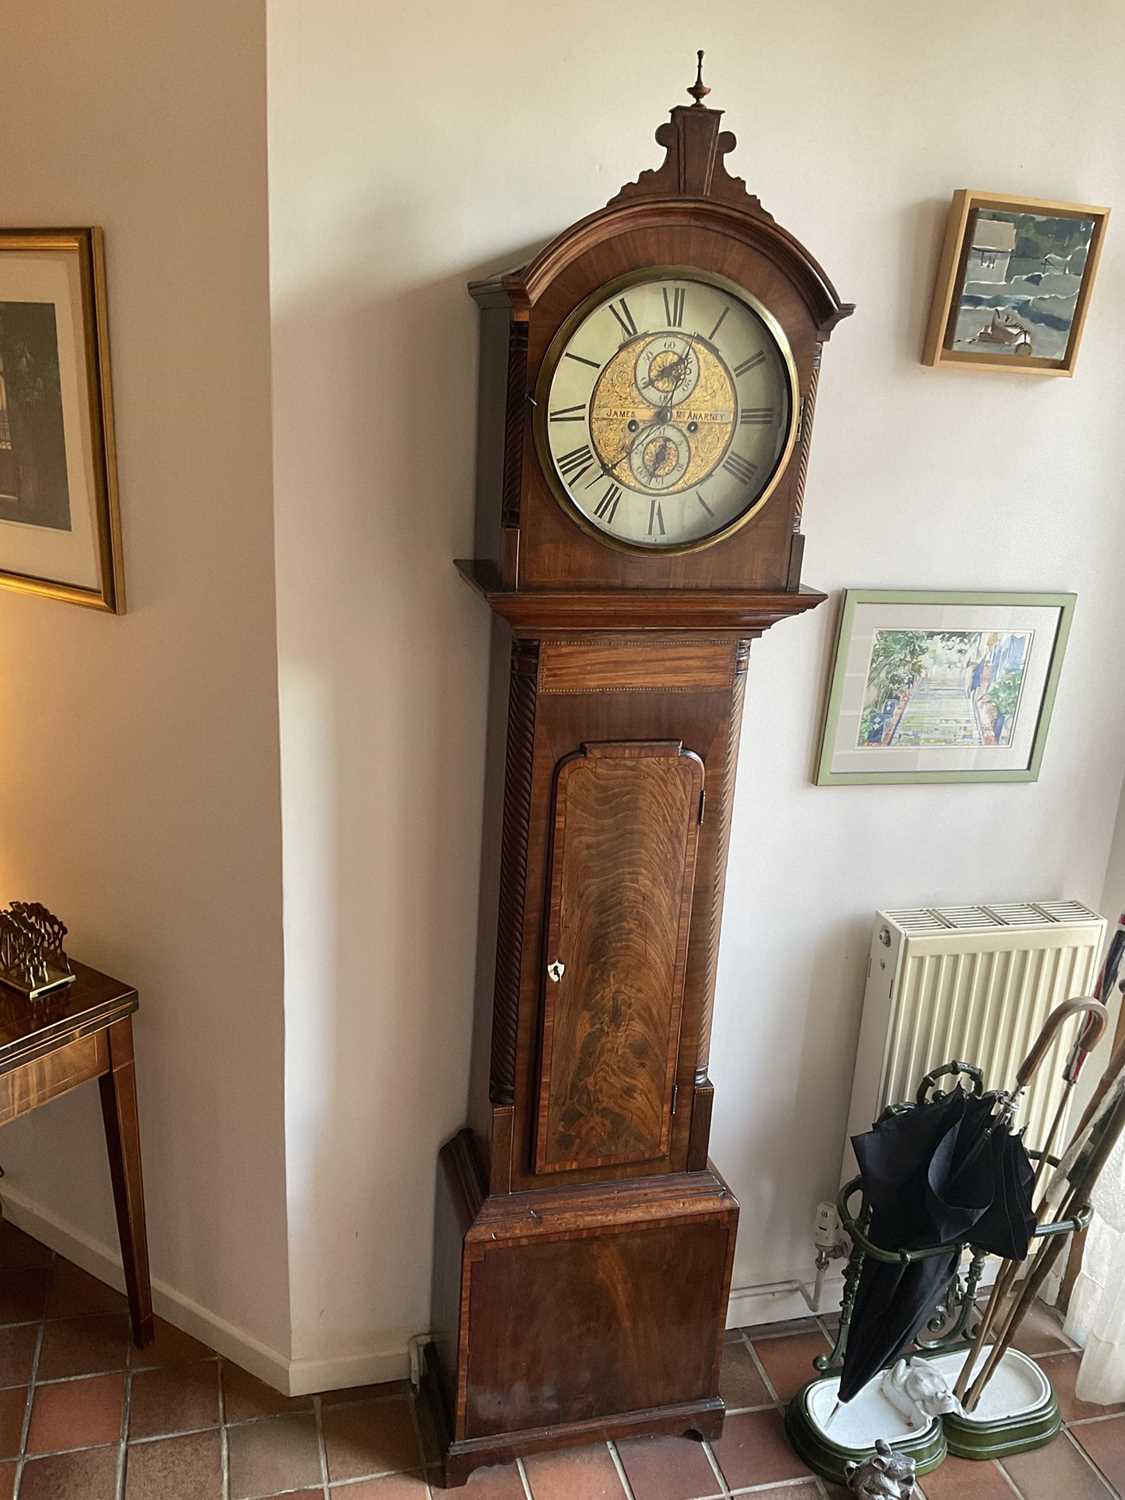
[838, 1084, 1035, 1404]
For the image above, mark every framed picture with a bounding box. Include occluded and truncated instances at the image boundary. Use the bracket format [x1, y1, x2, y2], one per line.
[816, 590, 1075, 786]
[0, 228, 124, 611]
[922, 191, 1109, 376]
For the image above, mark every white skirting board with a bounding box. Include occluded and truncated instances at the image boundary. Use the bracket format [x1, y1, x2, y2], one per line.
[5, 1186, 988, 1392]
[0, 1187, 409, 1397]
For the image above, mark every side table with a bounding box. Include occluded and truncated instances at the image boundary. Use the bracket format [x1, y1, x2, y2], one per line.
[0, 961, 153, 1345]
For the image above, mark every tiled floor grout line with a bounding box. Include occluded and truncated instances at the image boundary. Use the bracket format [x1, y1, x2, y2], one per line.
[606, 1437, 639, 1498]
[698, 1434, 731, 1496]
[405, 1379, 433, 1498]
[32, 1355, 221, 1388]
[515, 1453, 534, 1500]
[218, 1355, 232, 1500]
[12, 1314, 45, 1500]
[1062, 1424, 1117, 1495]
[743, 1340, 782, 1406]
[993, 1457, 1027, 1499]
[730, 1477, 821, 1494]
[118, 1360, 134, 1500]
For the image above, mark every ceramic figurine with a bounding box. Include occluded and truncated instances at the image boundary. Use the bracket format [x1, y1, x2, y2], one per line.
[882, 1357, 964, 1428]
[845, 1439, 918, 1498]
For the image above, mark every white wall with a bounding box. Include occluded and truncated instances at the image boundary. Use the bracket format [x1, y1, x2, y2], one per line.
[0, 0, 290, 1363]
[268, 0, 1125, 1361]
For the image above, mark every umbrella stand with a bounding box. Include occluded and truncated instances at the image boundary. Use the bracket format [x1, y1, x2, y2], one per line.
[785, 1020, 1105, 1488]
[785, 1166, 1091, 1484]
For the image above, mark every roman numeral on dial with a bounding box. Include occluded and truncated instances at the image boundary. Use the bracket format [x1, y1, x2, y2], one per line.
[549, 403, 586, 423]
[648, 499, 665, 537]
[708, 307, 729, 341]
[564, 351, 601, 370]
[695, 491, 714, 517]
[739, 406, 774, 425]
[608, 297, 638, 340]
[593, 483, 621, 523]
[558, 444, 597, 484]
[722, 452, 759, 487]
[662, 287, 685, 327]
[734, 352, 766, 377]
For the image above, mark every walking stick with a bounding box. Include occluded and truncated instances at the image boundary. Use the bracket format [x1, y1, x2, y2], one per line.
[962, 1051, 1125, 1411]
[952, 997, 1108, 1403]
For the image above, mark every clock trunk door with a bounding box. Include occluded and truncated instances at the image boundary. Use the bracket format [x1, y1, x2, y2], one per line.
[535, 741, 704, 1176]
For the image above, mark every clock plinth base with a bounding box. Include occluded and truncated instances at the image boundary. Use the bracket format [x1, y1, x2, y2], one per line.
[425, 1129, 739, 1489]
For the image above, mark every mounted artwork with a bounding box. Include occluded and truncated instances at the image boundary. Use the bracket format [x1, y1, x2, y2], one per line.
[816, 590, 1074, 785]
[922, 191, 1108, 376]
[0, 229, 124, 611]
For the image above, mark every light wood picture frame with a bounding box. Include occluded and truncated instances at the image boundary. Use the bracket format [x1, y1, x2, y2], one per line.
[922, 191, 1108, 376]
[0, 228, 125, 611]
[816, 589, 1075, 785]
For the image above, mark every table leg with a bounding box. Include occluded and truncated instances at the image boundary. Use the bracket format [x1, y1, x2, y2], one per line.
[99, 1017, 154, 1347]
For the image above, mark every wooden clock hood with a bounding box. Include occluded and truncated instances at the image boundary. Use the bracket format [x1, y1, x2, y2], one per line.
[460, 56, 854, 616]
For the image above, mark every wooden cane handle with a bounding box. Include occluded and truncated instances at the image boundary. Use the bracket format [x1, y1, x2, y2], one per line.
[1016, 998, 1107, 1088]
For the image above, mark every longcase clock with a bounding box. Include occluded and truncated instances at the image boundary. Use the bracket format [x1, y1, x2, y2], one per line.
[424, 57, 853, 1487]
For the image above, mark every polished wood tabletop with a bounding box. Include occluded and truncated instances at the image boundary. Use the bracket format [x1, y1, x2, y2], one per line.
[0, 960, 137, 1074]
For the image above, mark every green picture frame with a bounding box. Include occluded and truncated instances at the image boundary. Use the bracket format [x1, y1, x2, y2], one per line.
[815, 590, 1075, 786]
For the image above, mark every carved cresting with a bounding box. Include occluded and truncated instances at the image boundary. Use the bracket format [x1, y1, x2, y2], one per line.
[606, 53, 771, 216]
[489, 638, 539, 1106]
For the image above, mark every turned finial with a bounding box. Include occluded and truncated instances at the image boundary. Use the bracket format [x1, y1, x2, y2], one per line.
[687, 50, 711, 106]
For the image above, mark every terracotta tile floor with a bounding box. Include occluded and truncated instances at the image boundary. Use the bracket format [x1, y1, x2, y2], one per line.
[3, 1217, 1125, 1498]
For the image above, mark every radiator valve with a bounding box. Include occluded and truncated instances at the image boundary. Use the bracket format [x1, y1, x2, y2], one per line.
[812, 1200, 847, 1310]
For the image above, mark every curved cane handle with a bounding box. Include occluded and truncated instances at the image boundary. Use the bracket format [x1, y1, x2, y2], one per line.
[1016, 996, 1108, 1089]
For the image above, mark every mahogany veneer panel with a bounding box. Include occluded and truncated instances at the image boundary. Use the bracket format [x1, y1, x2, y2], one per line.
[536, 742, 703, 1174]
[427, 1130, 738, 1483]
[464, 1217, 730, 1436]
[539, 638, 736, 694]
[0, 1032, 108, 1126]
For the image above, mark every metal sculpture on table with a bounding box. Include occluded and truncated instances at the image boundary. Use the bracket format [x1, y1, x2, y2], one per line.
[0, 902, 74, 999]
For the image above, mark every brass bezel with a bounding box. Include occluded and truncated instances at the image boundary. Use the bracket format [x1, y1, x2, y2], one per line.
[0, 228, 125, 612]
[532, 266, 800, 556]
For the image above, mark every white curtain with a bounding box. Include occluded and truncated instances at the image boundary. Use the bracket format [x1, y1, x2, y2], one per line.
[1065, 1127, 1125, 1402]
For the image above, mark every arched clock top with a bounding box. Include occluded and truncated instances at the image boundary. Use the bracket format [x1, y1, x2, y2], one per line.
[463, 55, 854, 595]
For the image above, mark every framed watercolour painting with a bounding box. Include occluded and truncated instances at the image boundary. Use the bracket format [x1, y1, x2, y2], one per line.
[816, 590, 1075, 786]
[922, 191, 1108, 376]
[0, 229, 124, 611]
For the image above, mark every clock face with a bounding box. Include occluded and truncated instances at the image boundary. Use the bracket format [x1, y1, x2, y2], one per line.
[537, 272, 798, 551]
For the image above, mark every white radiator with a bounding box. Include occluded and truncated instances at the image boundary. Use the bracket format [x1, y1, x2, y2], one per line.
[844, 900, 1106, 1176]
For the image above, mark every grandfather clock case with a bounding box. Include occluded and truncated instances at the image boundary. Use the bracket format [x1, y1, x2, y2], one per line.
[425, 63, 852, 1487]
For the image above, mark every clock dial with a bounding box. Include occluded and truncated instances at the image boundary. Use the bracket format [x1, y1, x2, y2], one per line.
[539, 274, 797, 550]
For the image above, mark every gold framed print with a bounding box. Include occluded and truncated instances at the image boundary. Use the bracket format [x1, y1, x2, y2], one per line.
[922, 191, 1109, 376]
[0, 228, 125, 611]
